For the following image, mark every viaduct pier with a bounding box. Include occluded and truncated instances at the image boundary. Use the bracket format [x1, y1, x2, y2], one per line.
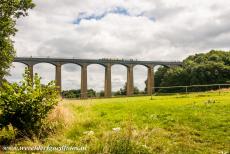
[14, 57, 182, 98]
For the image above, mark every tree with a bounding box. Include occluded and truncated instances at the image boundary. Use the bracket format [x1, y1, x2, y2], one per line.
[62, 89, 97, 98]
[88, 89, 96, 97]
[154, 67, 168, 87]
[134, 86, 140, 94]
[99, 90, 104, 97]
[62, 89, 81, 98]
[154, 50, 230, 92]
[114, 82, 141, 96]
[0, 0, 35, 83]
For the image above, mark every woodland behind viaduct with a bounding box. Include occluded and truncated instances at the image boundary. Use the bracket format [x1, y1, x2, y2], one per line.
[14, 57, 182, 98]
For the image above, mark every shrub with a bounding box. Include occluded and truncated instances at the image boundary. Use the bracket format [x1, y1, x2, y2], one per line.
[0, 124, 16, 145]
[0, 68, 59, 139]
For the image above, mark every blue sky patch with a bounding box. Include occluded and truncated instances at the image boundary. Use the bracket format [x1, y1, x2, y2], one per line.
[74, 12, 107, 24]
[112, 7, 129, 16]
[73, 7, 130, 25]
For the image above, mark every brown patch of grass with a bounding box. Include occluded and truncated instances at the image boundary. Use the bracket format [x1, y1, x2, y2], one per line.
[48, 102, 74, 126]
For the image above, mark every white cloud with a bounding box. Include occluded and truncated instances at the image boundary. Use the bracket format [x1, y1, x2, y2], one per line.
[7, 0, 230, 91]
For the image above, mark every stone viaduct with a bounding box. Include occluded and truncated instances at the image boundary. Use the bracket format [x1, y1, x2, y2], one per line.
[13, 57, 182, 98]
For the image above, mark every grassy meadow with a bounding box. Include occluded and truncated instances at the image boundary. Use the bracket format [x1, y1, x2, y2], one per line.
[6, 90, 230, 153]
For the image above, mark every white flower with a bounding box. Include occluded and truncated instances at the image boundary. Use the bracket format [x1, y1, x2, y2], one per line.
[142, 144, 148, 148]
[83, 130, 94, 135]
[112, 127, 121, 132]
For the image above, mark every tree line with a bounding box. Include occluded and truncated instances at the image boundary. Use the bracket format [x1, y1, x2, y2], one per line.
[62, 83, 145, 98]
[155, 50, 230, 92]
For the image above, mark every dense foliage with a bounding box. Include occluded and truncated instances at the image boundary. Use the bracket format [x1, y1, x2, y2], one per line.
[155, 50, 230, 92]
[114, 82, 144, 96]
[62, 85, 143, 98]
[0, 69, 58, 138]
[0, 0, 35, 83]
[62, 89, 96, 98]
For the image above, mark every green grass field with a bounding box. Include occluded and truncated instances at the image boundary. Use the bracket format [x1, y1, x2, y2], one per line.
[13, 90, 230, 153]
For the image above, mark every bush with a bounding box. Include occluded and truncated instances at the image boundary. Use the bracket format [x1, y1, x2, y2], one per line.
[0, 68, 59, 139]
[0, 124, 16, 145]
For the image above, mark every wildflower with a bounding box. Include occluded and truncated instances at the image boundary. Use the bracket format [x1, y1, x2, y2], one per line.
[142, 144, 148, 148]
[112, 127, 121, 132]
[83, 130, 94, 135]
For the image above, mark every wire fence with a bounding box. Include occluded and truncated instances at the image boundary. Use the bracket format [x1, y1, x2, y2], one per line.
[153, 84, 230, 95]
[62, 84, 230, 100]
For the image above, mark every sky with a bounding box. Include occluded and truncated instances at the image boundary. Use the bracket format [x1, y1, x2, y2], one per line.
[6, 0, 230, 91]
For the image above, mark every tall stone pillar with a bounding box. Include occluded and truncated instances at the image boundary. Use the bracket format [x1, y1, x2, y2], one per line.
[28, 64, 33, 82]
[81, 64, 88, 99]
[55, 64, 62, 94]
[127, 65, 134, 96]
[147, 65, 154, 95]
[104, 64, 112, 97]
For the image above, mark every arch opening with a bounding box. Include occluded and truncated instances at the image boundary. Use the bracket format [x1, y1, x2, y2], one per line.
[133, 65, 148, 94]
[111, 64, 127, 96]
[87, 64, 105, 97]
[33, 63, 55, 85]
[61, 64, 81, 98]
[62, 64, 81, 90]
[5, 62, 27, 83]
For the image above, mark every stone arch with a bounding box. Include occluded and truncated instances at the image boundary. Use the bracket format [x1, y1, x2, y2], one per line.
[33, 62, 56, 85]
[87, 63, 106, 68]
[61, 63, 81, 91]
[133, 64, 149, 69]
[87, 64, 105, 97]
[154, 64, 170, 72]
[133, 64, 148, 94]
[13, 61, 30, 66]
[62, 62, 84, 67]
[33, 62, 57, 67]
[111, 63, 129, 68]
[5, 62, 28, 83]
[111, 64, 127, 96]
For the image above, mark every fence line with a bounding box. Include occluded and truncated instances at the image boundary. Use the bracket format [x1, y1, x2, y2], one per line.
[154, 84, 230, 89]
[62, 83, 230, 99]
[153, 83, 230, 95]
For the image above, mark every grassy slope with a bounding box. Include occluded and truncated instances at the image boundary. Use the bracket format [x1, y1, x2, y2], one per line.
[24, 91, 230, 153]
